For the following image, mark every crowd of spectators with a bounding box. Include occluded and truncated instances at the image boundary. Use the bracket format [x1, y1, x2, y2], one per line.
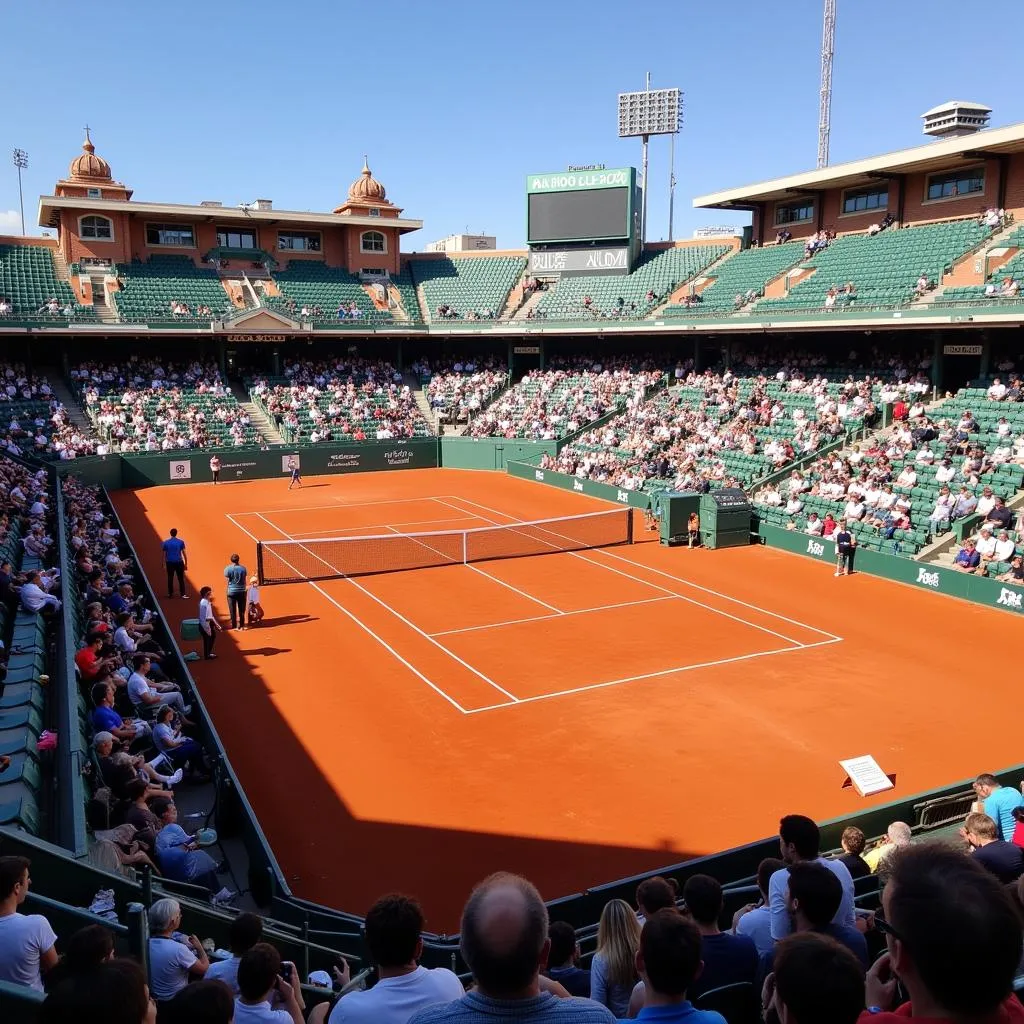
[250, 357, 429, 442]
[465, 356, 664, 441]
[72, 358, 254, 451]
[410, 356, 508, 426]
[7, 779, 1024, 1023]
[548, 363, 879, 495]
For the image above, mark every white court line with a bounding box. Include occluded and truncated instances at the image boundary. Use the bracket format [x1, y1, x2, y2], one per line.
[443, 495, 842, 643]
[463, 637, 843, 713]
[223, 514, 470, 714]
[252, 512, 520, 707]
[232, 496, 445, 517]
[431, 595, 677, 637]
[288, 516, 476, 538]
[437, 496, 810, 648]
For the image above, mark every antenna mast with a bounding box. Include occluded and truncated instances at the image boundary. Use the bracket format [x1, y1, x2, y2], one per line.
[817, 0, 836, 168]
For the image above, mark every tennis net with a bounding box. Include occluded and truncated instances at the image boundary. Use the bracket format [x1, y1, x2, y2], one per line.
[257, 507, 633, 584]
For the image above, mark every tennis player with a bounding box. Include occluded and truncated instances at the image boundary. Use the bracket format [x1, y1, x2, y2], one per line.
[287, 457, 302, 490]
[687, 511, 700, 548]
[246, 575, 264, 627]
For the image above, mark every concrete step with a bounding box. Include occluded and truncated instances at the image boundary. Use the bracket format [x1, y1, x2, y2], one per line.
[43, 373, 91, 430]
[230, 384, 283, 445]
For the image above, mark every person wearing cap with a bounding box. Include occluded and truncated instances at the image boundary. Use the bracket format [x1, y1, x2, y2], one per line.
[309, 970, 333, 989]
[246, 575, 264, 627]
[834, 520, 855, 578]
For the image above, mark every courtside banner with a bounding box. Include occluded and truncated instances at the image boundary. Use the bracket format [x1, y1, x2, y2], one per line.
[169, 460, 192, 482]
[282, 455, 300, 473]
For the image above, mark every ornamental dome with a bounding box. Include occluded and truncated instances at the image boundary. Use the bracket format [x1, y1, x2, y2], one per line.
[69, 129, 112, 181]
[347, 158, 386, 202]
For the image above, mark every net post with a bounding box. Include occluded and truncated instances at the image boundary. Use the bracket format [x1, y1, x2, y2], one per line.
[462, 529, 468, 565]
[256, 542, 265, 586]
[626, 506, 634, 544]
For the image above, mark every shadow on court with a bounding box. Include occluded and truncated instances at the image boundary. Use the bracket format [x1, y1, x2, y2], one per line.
[254, 615, 319, 627]
[239, 646, 292, 657]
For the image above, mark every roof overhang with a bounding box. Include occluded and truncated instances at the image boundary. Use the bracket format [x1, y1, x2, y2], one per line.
[694, 121, 1024, 209]
[37, 195, 423, 233]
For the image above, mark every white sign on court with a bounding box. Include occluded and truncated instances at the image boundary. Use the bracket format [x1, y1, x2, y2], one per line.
[169, 460, 192, 481]
[839, 755, 895, 798]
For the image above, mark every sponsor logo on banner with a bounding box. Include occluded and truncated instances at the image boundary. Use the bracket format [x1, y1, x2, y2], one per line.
[169, 460, 192, 481]
[281, 455, 300, 473]
[807, 539, 825, 557]
[617, 490, 629, 503]
[222, 461, 257, 478]
[327, 452, 361, 469]
[916, 569, 940, 588]
[997, 587, 1023, 609]
[942, 344, 983, 356]
[535, 470, 544, 481]
[573, 479, 584, 492]
[384, 449, 414, 466]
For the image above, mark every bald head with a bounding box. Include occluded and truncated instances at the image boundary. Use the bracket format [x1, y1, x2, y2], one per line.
[460, 873, 549, 998]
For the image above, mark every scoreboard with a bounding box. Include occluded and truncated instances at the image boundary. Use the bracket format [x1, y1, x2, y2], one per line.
[526, 168, 638, 246]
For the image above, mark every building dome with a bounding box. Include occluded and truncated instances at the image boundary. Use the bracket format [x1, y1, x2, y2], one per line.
[347, 158, 386, 202]
[69, 130, 112, 181]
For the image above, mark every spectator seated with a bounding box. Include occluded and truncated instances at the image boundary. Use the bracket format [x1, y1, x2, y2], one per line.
[411, 356, 508, 426]
[267, 262, 390, 323]
[0, 245, 94, 322]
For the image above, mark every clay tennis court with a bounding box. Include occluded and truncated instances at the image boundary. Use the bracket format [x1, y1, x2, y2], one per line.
[111, 469, 1016, 930]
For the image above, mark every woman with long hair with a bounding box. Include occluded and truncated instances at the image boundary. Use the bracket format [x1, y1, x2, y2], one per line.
[590, 897, 641, 1017]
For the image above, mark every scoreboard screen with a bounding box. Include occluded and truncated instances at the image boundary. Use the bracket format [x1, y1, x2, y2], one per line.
[527, 188, 630, 244]
[526, 167, 637, 245]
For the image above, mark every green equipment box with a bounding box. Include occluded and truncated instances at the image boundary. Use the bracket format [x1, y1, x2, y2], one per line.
[657, 492, 702, 546]
[699, 489, 753, 549]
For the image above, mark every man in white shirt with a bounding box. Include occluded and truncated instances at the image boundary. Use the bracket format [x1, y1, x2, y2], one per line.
[327, 894, 464, 1024]
[235, 942, 305, 1023]
[0, 856, 58, 992]
[976, 488, 996, 519]
[987, 379, 1007, 401]
[934, 459, 956, 484]
[994, 531, 1016, 564]
[805, 513, 824, 537]
[19, 572, 60, 614]
[976, 527, 998, 563]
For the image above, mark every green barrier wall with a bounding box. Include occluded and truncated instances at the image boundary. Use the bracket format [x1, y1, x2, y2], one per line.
[506, 460, 653, 510]
[55, 439, 440, 490]
[441, 437, 557, 470]
[756, 519, 1024, 615]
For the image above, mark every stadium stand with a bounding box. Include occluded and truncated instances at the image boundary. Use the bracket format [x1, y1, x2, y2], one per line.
[756, 220, 993, 312]
[465, 357, 665, 440]
[531, 244, 730, 320]
[266, 262, 390, 322]
[391, 265, 424, 322]
[111, 256, 236, 323]
[661, 241, 805, 315]
[412, 356, 509, 426]
[551, 365, 882, 496]
[0, 245, 93, 321]
[71, 360, 258, 450]
[942, 225, 1024, 304]
[408, 255, 526, 320]
[250, 358, 431, 442]
[755, 384, 1024, 558]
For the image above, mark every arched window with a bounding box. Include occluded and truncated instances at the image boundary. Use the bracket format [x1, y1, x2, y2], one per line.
[80, 215, 113, 240]
[361, 231, 385, 253]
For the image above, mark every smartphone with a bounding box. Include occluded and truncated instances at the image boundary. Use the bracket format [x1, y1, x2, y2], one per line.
[279, 963, 293, 983]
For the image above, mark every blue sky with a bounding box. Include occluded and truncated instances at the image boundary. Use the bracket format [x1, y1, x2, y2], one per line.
[3, 0, 1022, 247]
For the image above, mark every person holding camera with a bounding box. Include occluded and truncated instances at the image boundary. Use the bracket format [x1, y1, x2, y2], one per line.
[234, 942, 305, 1024]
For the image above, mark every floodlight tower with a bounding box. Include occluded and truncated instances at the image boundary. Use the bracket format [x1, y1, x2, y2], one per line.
[817, 0, 837, 168]
[12, 149, 28, 235]
[618, 77, 682, 242]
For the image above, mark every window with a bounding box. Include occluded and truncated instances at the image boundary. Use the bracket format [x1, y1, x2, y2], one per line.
[368, 208, 381, 217]
[216, 229, 258, 250]
[80, 215, 113, 240]
[278, 231, 321, 252]
[927, 167, 984, 201]
[361, 230, 386, 253]
[775, 200, 814, 226]
[842, 186, 888, 215]
[146, 223, 196, 247]
[86, 188, 102, 199]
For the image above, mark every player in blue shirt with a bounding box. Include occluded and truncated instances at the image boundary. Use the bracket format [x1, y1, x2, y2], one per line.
[161, 529, 188, 599]
[287, 457, 302, 490]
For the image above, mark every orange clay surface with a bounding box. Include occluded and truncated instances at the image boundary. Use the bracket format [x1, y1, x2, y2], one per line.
[110, 468, 1016, 930]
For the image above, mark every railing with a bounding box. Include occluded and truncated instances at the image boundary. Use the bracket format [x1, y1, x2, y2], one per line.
[53, 482, 88, 856]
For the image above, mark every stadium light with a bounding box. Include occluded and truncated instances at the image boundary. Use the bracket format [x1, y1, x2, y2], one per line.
[617, 80, 682, 243]
[12, 149, 28, 236]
